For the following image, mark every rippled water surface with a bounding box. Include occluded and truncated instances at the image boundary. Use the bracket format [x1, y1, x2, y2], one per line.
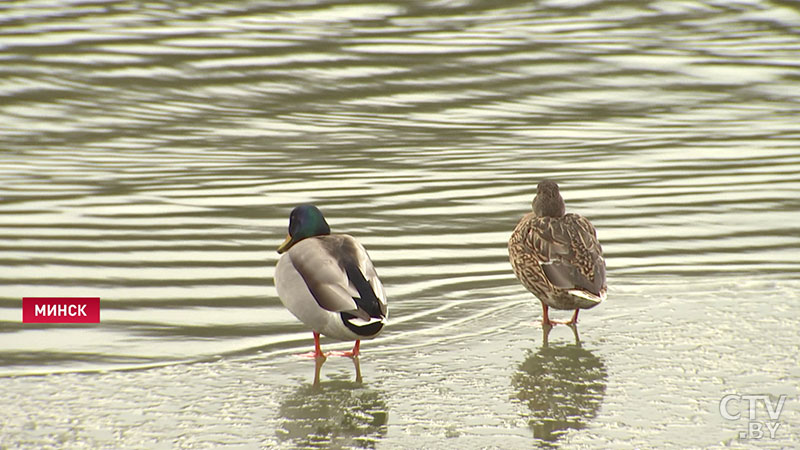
[1, 0, 799, 448]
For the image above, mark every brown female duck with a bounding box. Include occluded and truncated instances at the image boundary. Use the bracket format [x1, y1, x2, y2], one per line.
[508, 180, 607, 326]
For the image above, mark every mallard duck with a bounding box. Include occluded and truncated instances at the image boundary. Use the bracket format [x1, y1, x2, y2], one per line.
[274, 204, 387, 384]
[508, 180, 606, 326]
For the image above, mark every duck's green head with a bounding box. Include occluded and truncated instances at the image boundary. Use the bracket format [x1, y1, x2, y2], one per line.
[277, 204, 331, 253]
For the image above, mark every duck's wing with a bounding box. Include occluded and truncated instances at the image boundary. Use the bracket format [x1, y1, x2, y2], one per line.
[286, 235, 387, 320]
[540, 214, 606, 298]
[359, 243, 388, 318]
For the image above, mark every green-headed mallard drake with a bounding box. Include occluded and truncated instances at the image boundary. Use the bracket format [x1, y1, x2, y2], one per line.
[275, 204, 387, 384]
[508, 180, 606, 326]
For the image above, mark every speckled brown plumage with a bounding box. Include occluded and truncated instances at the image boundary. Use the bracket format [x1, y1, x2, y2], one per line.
[508, 180, 607, 325]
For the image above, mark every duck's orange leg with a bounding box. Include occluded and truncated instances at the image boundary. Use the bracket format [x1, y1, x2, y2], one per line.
[541, 302, 554, 326]
[298, 331, 328, 359]
[542, 304, 580, 326]
[329, 340, 360, 358]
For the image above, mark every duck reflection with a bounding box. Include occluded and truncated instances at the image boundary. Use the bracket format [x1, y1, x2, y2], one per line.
[512, 324, 607, 446]
[277, 380, 388, 449]
[309, 352, 363, 387]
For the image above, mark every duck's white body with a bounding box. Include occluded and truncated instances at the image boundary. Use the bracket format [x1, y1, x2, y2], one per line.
[275, 234, 387, 341]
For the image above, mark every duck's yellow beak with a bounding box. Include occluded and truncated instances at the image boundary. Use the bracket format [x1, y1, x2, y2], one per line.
[277, 234, 293, 254]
